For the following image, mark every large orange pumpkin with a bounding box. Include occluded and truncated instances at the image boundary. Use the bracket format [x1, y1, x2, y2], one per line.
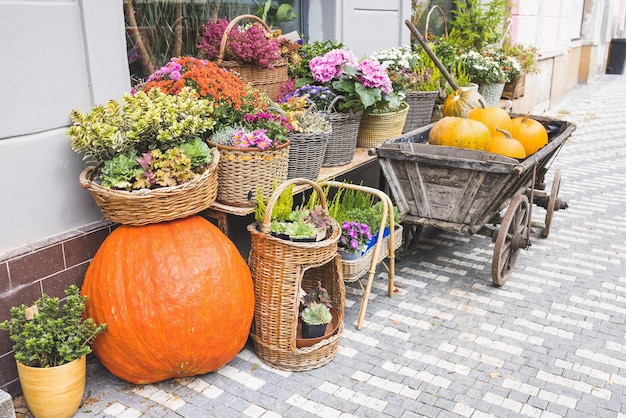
[81, 216, 255, 384]
[429, 116, 491, 151]
[442, 88, 485, 117]
[510, 113, 548, 155]
[466, 106, 512, 137]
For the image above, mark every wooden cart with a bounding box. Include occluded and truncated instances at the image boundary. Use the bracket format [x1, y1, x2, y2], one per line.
[374, 115, 576, 286]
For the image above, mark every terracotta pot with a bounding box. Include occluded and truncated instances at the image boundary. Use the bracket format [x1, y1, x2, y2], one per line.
[17, 356, 86, 418]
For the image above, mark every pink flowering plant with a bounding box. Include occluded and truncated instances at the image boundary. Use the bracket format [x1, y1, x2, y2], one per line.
[296, 48, 396, 113]
[339, 221, 372, 254]
[197, 17, 283, 68]
[210, 111, 292, 150]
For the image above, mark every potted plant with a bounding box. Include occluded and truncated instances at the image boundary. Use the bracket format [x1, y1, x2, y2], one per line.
[196, 15, 296, 100]
[68, 86, 220, 225]
[294, 48, 395, 165]
[300, 303, 333, 339]
[208, 110, 293, 207]
[0, 285, 107, 418]
[500, 43, 540, 100]
[279, 94, 332, 180]
[370, 45, 442, 132]
[338, 221, 372, 260]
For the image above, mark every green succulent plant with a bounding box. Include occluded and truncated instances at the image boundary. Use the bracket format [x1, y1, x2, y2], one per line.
[300, 302, 332, 325]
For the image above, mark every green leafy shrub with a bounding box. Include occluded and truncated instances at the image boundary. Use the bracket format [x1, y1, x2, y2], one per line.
[0, 285, 107, 368]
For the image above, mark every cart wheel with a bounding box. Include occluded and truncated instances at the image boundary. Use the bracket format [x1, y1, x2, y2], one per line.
[492, 194, 531, 286]
[542, 169, 564, 237]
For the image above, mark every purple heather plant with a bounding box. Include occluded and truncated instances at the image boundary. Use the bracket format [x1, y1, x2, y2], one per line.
[339, 221, 372, 254]
[281, 84, 337, 112]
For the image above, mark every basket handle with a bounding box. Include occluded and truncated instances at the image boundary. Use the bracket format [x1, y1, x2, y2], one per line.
[79, 166, 97, 189]
[216, 14, 272, 66]
[260, 178, 328, 234]
[326, 95, 346, 113]
[425, 5, 448, 39]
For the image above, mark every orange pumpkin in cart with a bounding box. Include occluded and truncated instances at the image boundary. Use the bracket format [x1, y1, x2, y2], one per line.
[466, 106, 512, 137]
[488, 129, 526, 159]
[510, 113, 549, 155]
[429, 115, 491, 151]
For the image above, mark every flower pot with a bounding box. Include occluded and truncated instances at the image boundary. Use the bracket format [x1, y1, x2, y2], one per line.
[207, 141, 290, 207]
[323, 110, 363, 167]
[478, 82, 506, 107]
[357, 102, 410, 148]
[286, 131, 330, 181]
[17, 356, 86, 418]
[403, 91, 438, 133]
[339, 249, 364, 260]
[296, 308, 341, 348]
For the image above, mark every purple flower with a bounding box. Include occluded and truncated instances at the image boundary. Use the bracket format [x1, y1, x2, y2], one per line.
[357, 59, 392, 93]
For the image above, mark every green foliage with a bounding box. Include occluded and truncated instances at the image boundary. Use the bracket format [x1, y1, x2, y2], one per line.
[0, 285, 107, 368]
[255, 0, 297, 27]
[68, 87, 215, 165]
[301, 281, 332, 309]
[99, 152, 144, 190]
[254, 182, 294, 223]
[300, 302, 332, 325]
[343, 202, 402, 235]
[178, 138, 212, 168]
[449, 0, 511, 50]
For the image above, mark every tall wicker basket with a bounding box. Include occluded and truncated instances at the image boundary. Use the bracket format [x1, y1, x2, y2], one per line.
[247, 178, 344, 371]
[207, 141, 289, 207]
[79, 148, 219, 226]
[215, 15, 289, 101]
[286, 131, 330, 181]
[403, 91, 438, 133]
[323, 110, 362, 167]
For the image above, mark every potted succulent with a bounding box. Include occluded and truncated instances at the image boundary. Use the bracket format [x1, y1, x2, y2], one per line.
[299, 281, 334, 339]
[0, 285, 107, 418]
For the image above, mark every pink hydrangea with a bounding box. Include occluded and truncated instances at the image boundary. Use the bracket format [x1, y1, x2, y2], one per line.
[357, 59, 392, 94]
[309, 49, 358, 83]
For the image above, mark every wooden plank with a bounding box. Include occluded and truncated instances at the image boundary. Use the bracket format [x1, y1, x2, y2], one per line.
[448, 170, 488, 223]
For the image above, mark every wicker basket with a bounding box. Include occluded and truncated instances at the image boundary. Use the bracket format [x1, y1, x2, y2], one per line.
[247, 178, 344, 371]
[323, 110, 362, 167]
[342, 225, 403, 282]
[403, 91, 438, 133]
[286, 131, 330, 181]
[79, 148, 219, 226]
[356, 103, 409, 148]
[207, 140, 289, 207]
[216, 15, 289, 101]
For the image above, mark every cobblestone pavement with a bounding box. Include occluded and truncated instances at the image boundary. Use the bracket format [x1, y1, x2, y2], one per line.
[69, 74, 626, 418]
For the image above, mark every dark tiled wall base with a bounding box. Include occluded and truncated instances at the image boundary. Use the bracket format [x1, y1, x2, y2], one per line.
[0, 221, 113, 395]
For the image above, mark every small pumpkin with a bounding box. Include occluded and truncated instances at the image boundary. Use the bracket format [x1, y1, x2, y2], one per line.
[510, 112, 548, 155]
[429, 115, 491, 151]
[81, 216, 255, 384]
[466, 106, 512, 137]
[442, 88, 486, 117]
[488, 128, 526, 159]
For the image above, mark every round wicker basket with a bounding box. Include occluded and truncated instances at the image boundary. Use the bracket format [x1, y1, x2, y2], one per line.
[79, 148, 219, 226]
[357, 102, 409, 148]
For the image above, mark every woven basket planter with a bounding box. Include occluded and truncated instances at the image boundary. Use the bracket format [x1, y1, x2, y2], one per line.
[356, 102, 409, 148]
[342, 225, 403, 282]
[215, 15, 289, 101]
[79, 148, 219, 226]
[286, 131, 330, 181]
[207, 141, 289, 207]
[247, 178, 344, 371]
[323, 111, 362, 167]
[403, 91, 438, 133]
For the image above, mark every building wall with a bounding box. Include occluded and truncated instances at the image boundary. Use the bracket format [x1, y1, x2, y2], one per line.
[0, 0, 129, 394]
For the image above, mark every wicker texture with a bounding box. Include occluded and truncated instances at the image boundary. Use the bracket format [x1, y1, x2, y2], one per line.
[403, 91, 438, 133]
[79, 148, 219, 226]
[247, 178, 344, 371]
[357, 103, 409, 148]
[342, 225, 403, 282]
[208, 141, 289, 207]
[286, 131, 330, 181]
[216, 15, 289, 101]
[323, 111, 362, 166]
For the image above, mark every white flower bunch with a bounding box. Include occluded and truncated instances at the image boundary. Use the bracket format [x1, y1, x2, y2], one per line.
[369, 45, 420, 73]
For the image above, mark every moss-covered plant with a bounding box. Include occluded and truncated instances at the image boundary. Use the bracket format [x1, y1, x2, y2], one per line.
[0, 285, 107, 368]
